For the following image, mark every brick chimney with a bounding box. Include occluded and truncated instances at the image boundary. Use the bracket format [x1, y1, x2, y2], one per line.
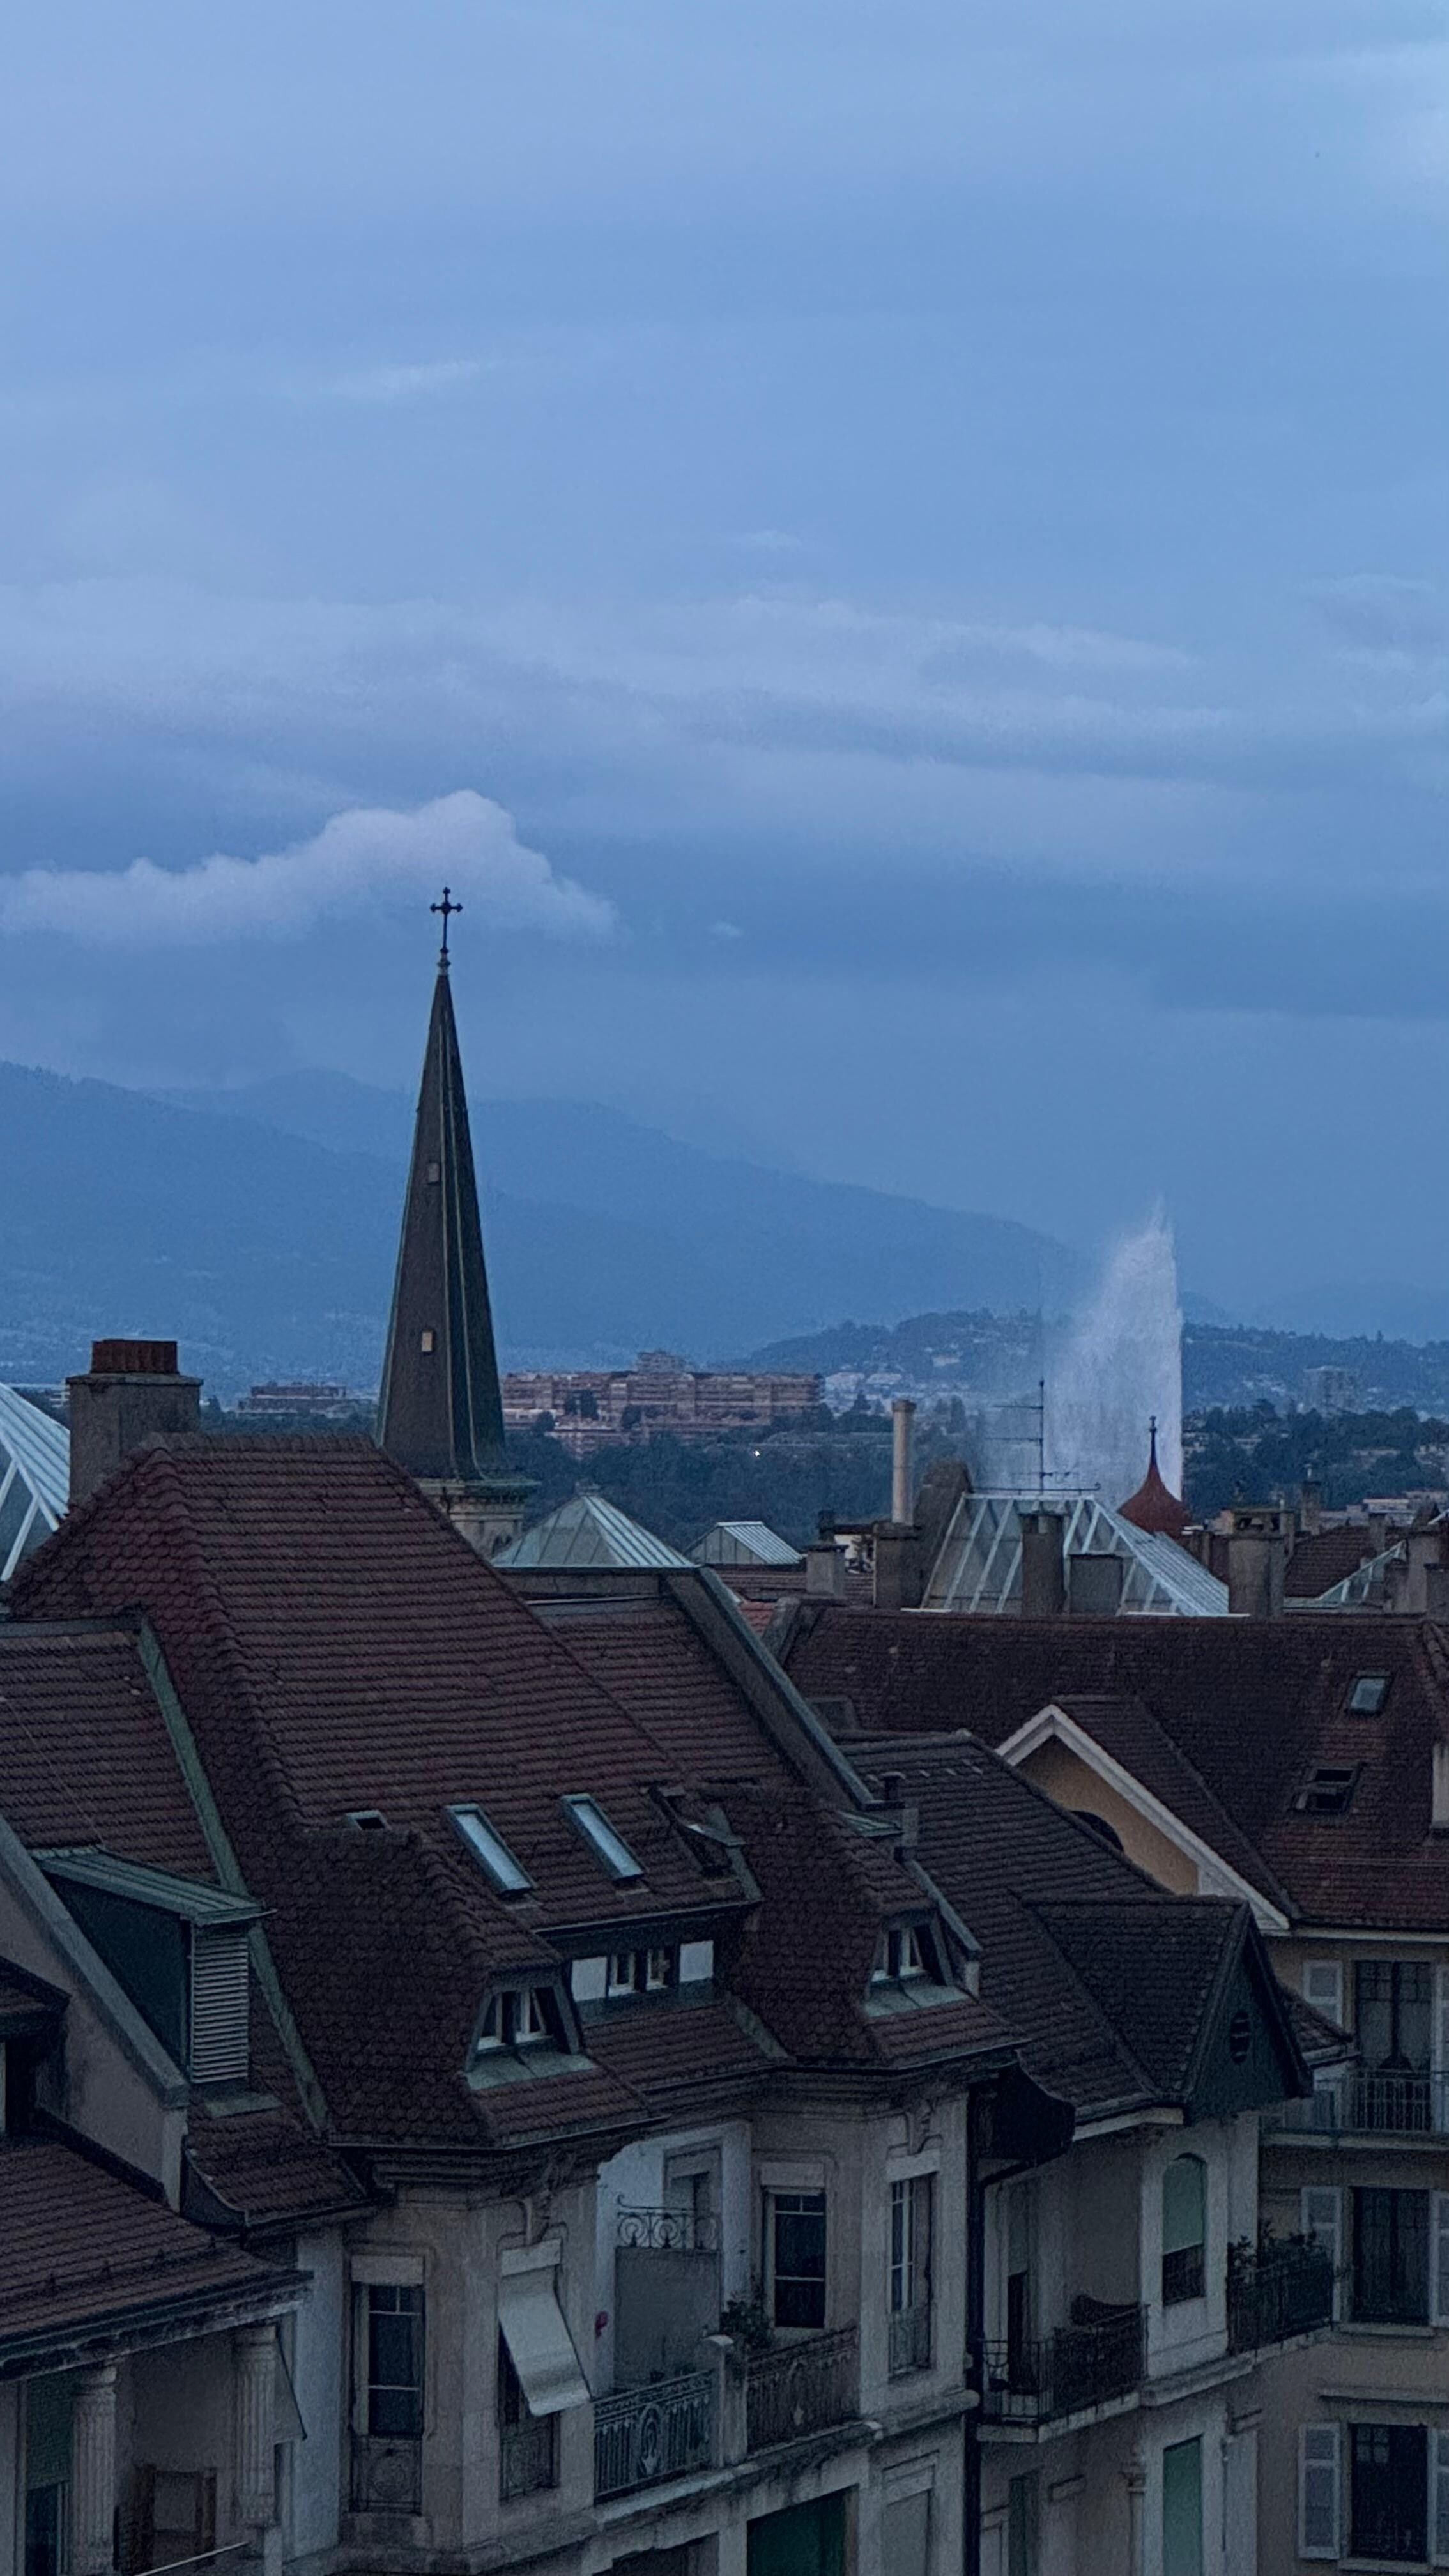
[66, 1340, 202, 1505]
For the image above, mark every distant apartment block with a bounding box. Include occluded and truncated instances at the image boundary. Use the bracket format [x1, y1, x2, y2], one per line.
[237, 1381, 358, 1417]
[503, 1349, 822, 1455]
[1301, 1364, 1361, 1413]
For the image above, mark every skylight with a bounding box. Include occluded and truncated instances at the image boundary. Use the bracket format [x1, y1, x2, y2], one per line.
[449, 1805, 533, 1895]
[1294, 1765, 1360, 1818]
[1349, 1673, 1390, 1716]
[562, 1795, 643, 1882]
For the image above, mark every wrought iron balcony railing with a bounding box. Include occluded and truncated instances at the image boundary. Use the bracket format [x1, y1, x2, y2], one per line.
[349, 2432, 422, 2515]
[616, 2205, 721, 2253]
[594, 2369, 716, 2500]
[981, 2302, 1146, 2426]
[1227, 2239, 1335, 2354]
[500, 2412, 558, 2501]
[1268, 2071, 1449, 2140]
[746, 2325, 859, 2451]
[888, 2299, 933, 2378]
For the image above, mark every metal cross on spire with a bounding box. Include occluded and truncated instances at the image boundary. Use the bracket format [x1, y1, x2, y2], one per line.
[431, 884, 463, 965]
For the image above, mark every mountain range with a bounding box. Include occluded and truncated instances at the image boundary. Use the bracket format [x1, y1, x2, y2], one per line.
[0, 1060, 1087, 1393]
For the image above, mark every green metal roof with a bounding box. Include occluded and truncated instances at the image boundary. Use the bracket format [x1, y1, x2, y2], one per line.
[36, 1849, 263, 1926]
[497, 1492, 690, 1571]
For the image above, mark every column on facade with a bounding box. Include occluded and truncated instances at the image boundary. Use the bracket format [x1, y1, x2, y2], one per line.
[233, 2326, 277, 2528]
[71, 2365, 118, 2576]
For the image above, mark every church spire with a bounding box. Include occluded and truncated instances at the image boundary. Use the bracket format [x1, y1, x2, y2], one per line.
[377, 901, 532, 1554]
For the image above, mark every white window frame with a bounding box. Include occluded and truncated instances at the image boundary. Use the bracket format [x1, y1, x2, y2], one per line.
[1298, 2423, 1340, 2561]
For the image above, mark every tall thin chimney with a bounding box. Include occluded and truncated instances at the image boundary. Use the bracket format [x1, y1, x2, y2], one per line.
[1226, 1503, 1288, 1618]
[891, 1399, 916, 1528]
[66, 1340, 201, 1506]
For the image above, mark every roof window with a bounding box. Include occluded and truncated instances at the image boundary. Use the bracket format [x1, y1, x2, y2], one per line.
[474, 1985, 557, 2055]
[872, 1925, 930, 1984]
[1348, 1673, 1390, 1716]
[449, 1805, 533, 1896]
[346, 1809, 388, 1833]
[562, 1795, 643, 1882]
[1294, 1764, 1361, 1817]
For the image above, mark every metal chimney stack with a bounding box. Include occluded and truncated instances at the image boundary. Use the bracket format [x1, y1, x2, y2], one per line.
[891, 1399, 916, 1527]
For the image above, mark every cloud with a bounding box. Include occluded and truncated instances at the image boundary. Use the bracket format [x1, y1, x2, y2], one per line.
[320, 358, 496, 406]
[0, 790, 616, 949]
[1305, 573, 1446, 655]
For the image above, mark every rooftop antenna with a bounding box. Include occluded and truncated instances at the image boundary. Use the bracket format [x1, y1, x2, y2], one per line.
[430, 884, 463, 967]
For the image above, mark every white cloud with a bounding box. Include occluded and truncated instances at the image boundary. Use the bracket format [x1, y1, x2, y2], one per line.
[0, 790, 616, 949]
[321, 358, 496, 406]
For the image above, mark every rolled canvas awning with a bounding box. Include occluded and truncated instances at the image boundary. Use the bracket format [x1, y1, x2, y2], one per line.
[498, 2270, 589, 2415]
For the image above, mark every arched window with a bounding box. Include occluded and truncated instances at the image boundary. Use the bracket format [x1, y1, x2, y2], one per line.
[1162, 2155, 1206, 2304]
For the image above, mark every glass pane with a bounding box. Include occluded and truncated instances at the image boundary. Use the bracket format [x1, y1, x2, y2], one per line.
[1352, 2423, 1427, 2561]
[450, 1806, 531, 1894]
[1163, 2157, 1206, 2255]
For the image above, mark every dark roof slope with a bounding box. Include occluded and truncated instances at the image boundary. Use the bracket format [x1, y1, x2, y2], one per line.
[1048, 1694, 1295, 1913]
[847, 1731, 1300, 2118]
[0, 2131, 295, 2364]
[0, 1626, 216, 1880]
[1285, 1526, 1382, 1600]
[779, 1606, 1449, 1930]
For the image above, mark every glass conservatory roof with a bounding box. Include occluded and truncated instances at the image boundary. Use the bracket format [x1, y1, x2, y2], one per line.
[0, 1385, 67, 1583]
[923, 1492, 1229, 1618]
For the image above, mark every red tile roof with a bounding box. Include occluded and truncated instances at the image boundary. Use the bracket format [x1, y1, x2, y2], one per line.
[0, 2131, 295, 2363]
[0, 1625, 217, 1880]
[779, 1606, 1449, 1930]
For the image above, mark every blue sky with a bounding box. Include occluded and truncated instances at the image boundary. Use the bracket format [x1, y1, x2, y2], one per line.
[0, 1, 1444, 1321]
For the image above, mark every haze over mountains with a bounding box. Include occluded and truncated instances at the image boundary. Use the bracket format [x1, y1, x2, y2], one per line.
[0, 1060, 1085, 1392]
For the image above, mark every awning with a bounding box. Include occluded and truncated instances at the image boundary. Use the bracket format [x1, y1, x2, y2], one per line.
[498, 2270, 589, 2416]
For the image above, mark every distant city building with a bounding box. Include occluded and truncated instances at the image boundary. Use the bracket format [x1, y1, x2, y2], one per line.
[503, 1352, 822, 1457]
[237, 1381, 357, 1417]
[1302, 1364, 1360, 1413]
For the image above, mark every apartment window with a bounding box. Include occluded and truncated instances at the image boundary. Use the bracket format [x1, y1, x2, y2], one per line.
[497, 2335, 558, 2500]
[1351, 2424, 1426, 2564]
[1162, 2155, 1206, 2305]
[130, 2472, 217, 2575]
[608, 1945, 677, 1996]
[23, 2489, 66, 2576]
[889, 2174, 933, 2375]
[1006, 2474, 1038, 2576]
[364, 2283, 424, 2437]
[475, 1986, 556, 2054]
[767, 2189, 827, 2331]
[1357, 1960, 1433, 2071]
[1353, 2187, 1429, 2326]
[1162, 2438, 1204, 2576]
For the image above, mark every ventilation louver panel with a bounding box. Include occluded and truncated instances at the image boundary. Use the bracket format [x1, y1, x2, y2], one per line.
[189, 1926, 250, 2083]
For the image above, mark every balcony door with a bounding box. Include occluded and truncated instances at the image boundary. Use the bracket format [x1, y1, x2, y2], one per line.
[1350, 2425, 1426, 2564]
[1353, 2189, 1429, 2327]
[747, 2493, 847, 2576]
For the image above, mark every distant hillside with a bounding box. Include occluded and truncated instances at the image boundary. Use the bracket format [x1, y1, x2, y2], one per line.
[0, 1061, 1086, 1392]
[744, 1312, 1449, 1415]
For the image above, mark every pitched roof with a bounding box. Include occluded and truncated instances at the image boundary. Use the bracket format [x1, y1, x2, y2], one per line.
[500, 1493, 690, 1570]
[376, 956, 511, 1487]
[1284, 1524, 1383, 1600]
[692, 1522, 803, 1568]
[924, 1493, 1227, 1617]
[13, 1441, 1007, 2142]
[779, 1604, 1449, 1931]
[0, 2130, 296, 2365]
[847, 1731, 1300, 2118]
[1038, 1692, 1295, 1915]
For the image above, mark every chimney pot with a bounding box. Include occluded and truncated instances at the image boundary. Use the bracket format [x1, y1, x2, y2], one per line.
[1019, 1506, 1066, 1619]
[891, 1398, 916, 1529]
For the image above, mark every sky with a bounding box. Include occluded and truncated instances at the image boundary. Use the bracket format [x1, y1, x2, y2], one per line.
[0, 0, 1445, 1324]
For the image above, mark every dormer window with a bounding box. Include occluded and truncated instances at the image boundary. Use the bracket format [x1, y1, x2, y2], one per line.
[473, 1984, 560, 2058]
[608, 1945, 677, 1998]
[562, 1795, 643, 1882]
[873, 1925, 930, 1984]
[449, 1805, 533, 1896]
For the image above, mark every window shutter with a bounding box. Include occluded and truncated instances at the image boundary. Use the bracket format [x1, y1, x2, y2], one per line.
[1303, 1959, 1344, 2027]
[1299, 2424, 1340, 2560]
[1301, 2186, 1342, 2321]
[1432, 2194, 1449, 2328]
[1432, 2428, 1449, 2568]
[189, 1926, 250, 2083]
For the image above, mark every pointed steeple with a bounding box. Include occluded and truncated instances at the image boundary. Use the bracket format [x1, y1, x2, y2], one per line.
[378, 901, 532, 1554]
[1117, 1416, 1189, 1544]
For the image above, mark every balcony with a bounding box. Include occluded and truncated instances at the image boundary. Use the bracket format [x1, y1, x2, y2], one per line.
[1227, 2239, 1335, 2354]
[745, 2326, 859, 2451]
[1268, 2071, 1449, 2142]
[888, 2300, 933, 2378]
[982, 2301, 1146, 2427]
[500, 2413, 558, 2501]
[349, 2433, 422, 2514]
[594, 2370, 716, 2501]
